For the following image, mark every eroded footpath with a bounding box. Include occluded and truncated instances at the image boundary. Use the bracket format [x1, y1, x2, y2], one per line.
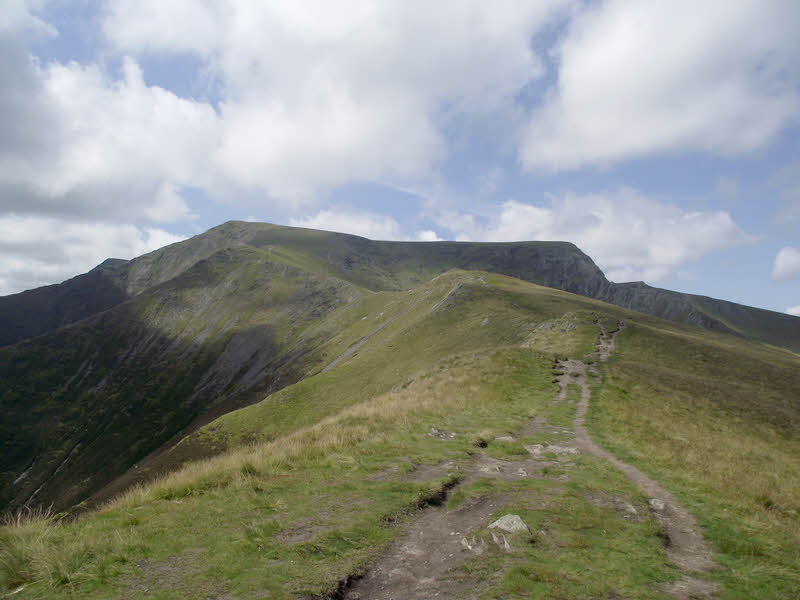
[344, 321, 717, 600]
[568, 323, 717, 599]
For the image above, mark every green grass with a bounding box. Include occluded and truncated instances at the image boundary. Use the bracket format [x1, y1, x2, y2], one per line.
[462, 456, 675, 599]
[184, 271, 602, 455]
[3, 266, 799, 598]
[0, 347, 546, 598]
[1, 340, 680, 599]
[435, 373, 676, 599]
[588, 321, 800, 598]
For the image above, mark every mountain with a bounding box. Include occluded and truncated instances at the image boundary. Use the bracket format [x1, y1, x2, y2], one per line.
[0, 258, 129, 347]
[1, 265, 798, 598]
[3, 221, 798, 352]
[2, 221, 799, 517]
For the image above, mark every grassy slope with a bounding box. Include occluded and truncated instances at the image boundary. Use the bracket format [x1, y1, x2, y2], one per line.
[589, 320, 800, 598]
[3, 271, 798, 598]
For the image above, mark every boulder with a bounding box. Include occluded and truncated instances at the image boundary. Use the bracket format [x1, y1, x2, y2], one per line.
[489, 514, 530, 534]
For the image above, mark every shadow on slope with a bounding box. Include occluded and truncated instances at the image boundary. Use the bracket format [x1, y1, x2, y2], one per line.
[0, 246, 361, 513]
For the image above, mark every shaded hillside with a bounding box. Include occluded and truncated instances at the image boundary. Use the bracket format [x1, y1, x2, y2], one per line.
[0, 246, 360, 512]
[0, 259, 129, 346]
[2, 221, 799, 352]
[599, 281, 800, 350]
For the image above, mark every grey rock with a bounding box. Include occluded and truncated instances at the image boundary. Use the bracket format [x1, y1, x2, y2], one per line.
[489, 514, 530, 534]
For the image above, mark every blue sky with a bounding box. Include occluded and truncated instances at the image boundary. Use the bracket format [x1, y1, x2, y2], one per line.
[2, 1, 800, 316]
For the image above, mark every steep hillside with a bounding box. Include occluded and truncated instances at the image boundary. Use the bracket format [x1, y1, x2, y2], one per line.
[2, 271, 797, 599]
[0, 259, 129, 347]
[2, 221, 798, 353]
[0, 245, 361, 512]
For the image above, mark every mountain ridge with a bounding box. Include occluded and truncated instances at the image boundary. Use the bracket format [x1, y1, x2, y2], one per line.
[2, 220, 797, 352]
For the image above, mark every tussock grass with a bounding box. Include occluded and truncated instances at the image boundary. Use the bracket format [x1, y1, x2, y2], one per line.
[0, 507, 106, 591]
[0, 507, 57, 590]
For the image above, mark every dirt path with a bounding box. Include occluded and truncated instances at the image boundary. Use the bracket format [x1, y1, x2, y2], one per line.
[321, 311, 405, 374]
[343, 492, 499, 599]
[344, 321, 717, 600]
[566, 322, 717, 599]
[345, 441, 569, 599]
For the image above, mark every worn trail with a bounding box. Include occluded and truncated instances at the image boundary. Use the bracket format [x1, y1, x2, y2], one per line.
[345, 443, 568, 599]
[345, 321, 717, 600]
[564, 322, 717, 599]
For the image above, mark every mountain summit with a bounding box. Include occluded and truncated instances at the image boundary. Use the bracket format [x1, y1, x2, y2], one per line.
[2, 221, 798, 351]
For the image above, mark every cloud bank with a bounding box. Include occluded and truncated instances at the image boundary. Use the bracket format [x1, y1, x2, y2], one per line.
[103, 0, 570, 200]
[434, 189, 753, 282]
[290, 210, 438, 242]
[773, 246, 800, 281]
[0, 216, 185, 295]
[520, 0, 800, 170]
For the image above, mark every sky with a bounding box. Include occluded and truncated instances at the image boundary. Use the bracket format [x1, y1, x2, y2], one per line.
[2, 1, 800, 316]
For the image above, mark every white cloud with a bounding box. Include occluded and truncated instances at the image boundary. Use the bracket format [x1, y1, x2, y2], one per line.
[290, 210, 404, 240]
[0, 216, 185, 295]
[0, 8, 209, 294]
[772, 246, 800, 281]
[0, 56, 219, 223]
[1, 0, 56, 37]
[291, 210, 444, 242]
[786, 306, 800, 317]
[416, 230, 442, 242]
[520, 1, 800, 170]
[436, 188, 754, 282]
[103, 0, 571, 200]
